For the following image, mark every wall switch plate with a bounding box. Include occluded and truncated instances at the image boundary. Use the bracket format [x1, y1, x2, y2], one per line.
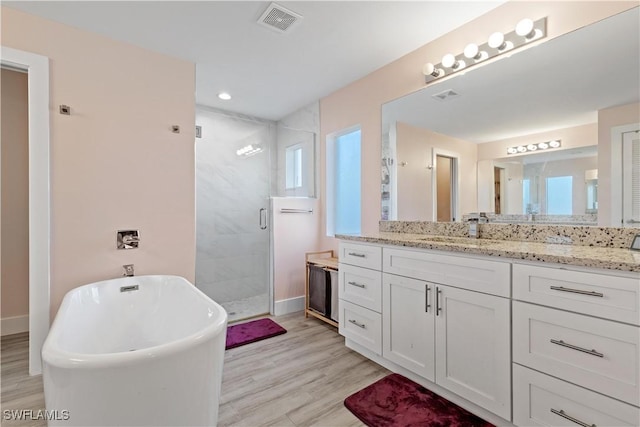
[117, 230, 140, 249]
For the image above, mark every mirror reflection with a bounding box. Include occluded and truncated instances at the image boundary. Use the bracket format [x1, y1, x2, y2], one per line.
[381, 8, 639, 225]
[478, 146, 598, 224]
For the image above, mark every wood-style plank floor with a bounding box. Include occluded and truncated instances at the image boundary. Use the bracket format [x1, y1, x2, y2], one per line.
[1, 312, 389, 426]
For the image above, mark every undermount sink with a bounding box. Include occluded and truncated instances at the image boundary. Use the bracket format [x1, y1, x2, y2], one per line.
[416, 235, 499, 244]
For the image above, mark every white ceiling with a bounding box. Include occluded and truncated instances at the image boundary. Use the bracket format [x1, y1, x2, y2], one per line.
[4, 1, 506, 121]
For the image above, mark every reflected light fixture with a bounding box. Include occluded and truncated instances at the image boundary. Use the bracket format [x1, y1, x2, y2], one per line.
[218, 92, 232, 100]
[423, 17, 546, 83]
[236, 144, 263, 157]
[507, 139, 561, 155]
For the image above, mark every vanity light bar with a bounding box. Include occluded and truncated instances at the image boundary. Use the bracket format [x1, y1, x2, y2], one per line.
[423, 17, 547, 84]
[507, 139, 561, 155]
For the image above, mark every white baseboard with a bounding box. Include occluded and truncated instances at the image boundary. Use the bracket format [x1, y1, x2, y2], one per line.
[1, 315, 29, 336]
[274, 296, 305, 316]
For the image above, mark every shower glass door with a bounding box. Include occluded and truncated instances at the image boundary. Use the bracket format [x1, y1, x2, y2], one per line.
[195, 108, 273, 321]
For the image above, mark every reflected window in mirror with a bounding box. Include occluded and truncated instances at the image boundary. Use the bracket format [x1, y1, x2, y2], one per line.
[546, 176, 573, 215]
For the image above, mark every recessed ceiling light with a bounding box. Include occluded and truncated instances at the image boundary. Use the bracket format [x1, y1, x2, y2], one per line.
[218, 92, 231, 101]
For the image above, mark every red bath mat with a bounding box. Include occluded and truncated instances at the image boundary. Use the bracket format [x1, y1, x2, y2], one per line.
[225, 318, 287, 350]
[345, 373, 494, 427]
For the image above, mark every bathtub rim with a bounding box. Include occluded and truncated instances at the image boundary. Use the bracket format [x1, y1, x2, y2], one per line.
[42, 275, 227, 370]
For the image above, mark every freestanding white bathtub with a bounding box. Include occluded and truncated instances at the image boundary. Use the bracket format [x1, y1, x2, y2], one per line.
[42, 275, 227, 426]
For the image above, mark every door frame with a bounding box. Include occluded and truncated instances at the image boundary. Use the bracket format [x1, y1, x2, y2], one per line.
[1, 47, 51, 375]
[610, 123, 640, 226]
[431, 148, 460, 222]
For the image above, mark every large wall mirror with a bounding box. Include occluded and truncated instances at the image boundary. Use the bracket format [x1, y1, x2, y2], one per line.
[381, 7, 639, 225]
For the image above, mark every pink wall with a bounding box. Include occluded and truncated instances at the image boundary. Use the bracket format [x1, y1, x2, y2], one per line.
[396, 122, 477, 220]
[1, 69, 29, 319]
[1, 7, 196, 317]
[597, 102, 640, 225]
[319, 1, 637, 251]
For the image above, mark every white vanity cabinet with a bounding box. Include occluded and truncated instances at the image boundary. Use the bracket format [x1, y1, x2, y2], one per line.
[338, 242, 383, 355]
[382, 273, 435, 380]
[512, 263, 640, 427]
[382, 247, 511, 420]
[338, 238, 640, 426]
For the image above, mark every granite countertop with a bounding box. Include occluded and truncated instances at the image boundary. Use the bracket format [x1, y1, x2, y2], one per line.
[336, 232, 640, 273]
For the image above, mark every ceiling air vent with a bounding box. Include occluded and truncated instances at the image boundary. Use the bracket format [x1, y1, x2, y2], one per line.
[432, 89, 460, 101]
[257, 2, 303, 34]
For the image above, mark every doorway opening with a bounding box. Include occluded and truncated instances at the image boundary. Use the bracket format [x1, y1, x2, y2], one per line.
[1, 67, 29, 338]
[433, 149, 459, 222]
[0, 47, 51, 375]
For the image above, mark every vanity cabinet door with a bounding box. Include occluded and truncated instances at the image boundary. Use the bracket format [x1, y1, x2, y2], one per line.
[435, 285, 511, 420]
[382, 273, 435, 381]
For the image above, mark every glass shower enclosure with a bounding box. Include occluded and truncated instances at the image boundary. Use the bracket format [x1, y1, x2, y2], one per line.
[195, 107, 274, 321]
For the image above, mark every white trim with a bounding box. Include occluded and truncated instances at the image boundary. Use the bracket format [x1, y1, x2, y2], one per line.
[431, 148, 461, 222]
[274, 296, 305, 316]
[1, 315, 30, 336]
[611, 123, 640, 227]
[1, 47, 51, 375]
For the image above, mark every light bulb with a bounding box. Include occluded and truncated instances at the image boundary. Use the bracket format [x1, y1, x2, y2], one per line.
[442, 54, 456, 68]
[515, 18, 535, 38]
[507, 147, 518, 155]
[488, 32, 504, 49]
[517, 146, 527, 153]
[218, 92, 231, 100]
[442, 54, 464, 70]
[538, 142, 549, 149]
[549, 140, 561, 148]
[488, 32, 512, 51]
[527, 144, 537, 151]
[423, 62, 442, 78]
[463, 43, 484, 61]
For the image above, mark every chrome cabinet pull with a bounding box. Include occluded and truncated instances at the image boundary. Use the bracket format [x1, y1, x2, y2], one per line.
[550, 339, 604, 358]
[550, 408, 596, 427]
[436, 287, 442, 316]
[259, 208, 267, 230]
[348, 319, 366, 329]
[550, 286, 603, 298]
[348, 252, 366, 258]
[348, 281, 365, 288]
[425, 284, 431, 313]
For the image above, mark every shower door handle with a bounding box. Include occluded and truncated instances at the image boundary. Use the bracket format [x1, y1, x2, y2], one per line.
[259, 208, 267, 230]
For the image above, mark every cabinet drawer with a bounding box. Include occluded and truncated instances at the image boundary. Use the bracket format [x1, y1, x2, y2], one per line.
[513, 263, 640, 325]
[383, 247, 510, 297]
[339, 242, 382, 270]
[339, 299, 382, 355]
[513, 364, 640, 427]
[513, 301, 640, 406]
[339, 263, 382, 312]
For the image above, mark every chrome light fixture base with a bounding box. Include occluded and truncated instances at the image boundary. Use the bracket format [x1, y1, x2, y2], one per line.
[424, 17, 547, 84]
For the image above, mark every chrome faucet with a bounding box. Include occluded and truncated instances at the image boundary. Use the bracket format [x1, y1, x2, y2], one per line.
[123, 264, 135, 277]
[122, 235, 140, 245]
[468, 217, 479, 238]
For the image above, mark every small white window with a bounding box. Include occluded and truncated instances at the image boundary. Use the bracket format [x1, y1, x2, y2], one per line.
[285, 144, 303, 190]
